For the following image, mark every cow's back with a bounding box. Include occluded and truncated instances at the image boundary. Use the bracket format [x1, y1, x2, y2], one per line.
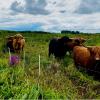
[73, 46, 91, 68]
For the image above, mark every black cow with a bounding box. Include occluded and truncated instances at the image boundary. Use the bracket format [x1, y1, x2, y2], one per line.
[49, 36, 72, 58]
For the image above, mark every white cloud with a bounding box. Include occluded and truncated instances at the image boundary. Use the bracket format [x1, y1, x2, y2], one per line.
[76, 0, 100, 14]
[10, 0, 49, 15]
[46, 0, 81, 14]
[0, 0, 100, 33]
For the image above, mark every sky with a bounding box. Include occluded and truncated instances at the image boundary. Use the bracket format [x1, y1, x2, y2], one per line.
[0, 0, 100, 33]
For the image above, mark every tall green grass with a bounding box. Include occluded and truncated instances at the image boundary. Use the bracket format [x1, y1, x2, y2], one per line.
[0, 31, 100, 99]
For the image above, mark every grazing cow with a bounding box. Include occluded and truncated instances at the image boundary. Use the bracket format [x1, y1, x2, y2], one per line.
[73, 46, 100, 75]
[13, 34, 25, 53]
[5, 34, 25, 53]
[49, 36, 72, 58]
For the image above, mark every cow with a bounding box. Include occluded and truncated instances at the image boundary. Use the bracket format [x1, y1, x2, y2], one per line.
[5, 34, 25, 53]
[88, 46, 100, 71]
[49, 36, 86, 59]
[73, 46, 100, 77]
[49, 36, 72, 58]
[73, 46, 91, 68]
[13, 34, 25, 53]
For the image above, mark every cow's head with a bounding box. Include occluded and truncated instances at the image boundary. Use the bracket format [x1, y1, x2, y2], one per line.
[88, 46, 100, 61]
[88, 46, 100, 71]
[64, 37, 86, 50]
[58, 36, 72, 45]
[73, 38, 86, 46]
[14, 34, 23, 41]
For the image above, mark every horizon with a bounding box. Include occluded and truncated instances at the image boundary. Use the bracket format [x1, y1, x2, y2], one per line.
[1, 29, 100, 34]
[0, 0, 100, 33]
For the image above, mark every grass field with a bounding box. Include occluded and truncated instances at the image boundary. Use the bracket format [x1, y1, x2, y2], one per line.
[0, 31, 100, 99]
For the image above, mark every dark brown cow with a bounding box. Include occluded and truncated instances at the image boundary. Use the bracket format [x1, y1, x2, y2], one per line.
[73, 46, 100, 76]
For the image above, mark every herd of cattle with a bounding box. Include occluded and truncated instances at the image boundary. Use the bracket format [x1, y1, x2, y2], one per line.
[4, 34, 100, 77]
[49, 36, 100, 77]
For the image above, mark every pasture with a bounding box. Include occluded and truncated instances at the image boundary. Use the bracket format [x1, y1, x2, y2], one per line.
[0, 31, 100, 99]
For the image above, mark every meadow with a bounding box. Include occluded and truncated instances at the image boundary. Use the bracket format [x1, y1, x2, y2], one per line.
[0, 30, 100, 99]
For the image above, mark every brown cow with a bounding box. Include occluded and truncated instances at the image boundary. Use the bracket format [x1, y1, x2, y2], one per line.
[13, 34, 25, 53]
[73, 46, 100, 76]
[5, 34, 25, 53]
[73, 46, 91, 68]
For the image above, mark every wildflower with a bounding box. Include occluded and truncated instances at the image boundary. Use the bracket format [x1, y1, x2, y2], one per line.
[9, 55, 20, 66]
